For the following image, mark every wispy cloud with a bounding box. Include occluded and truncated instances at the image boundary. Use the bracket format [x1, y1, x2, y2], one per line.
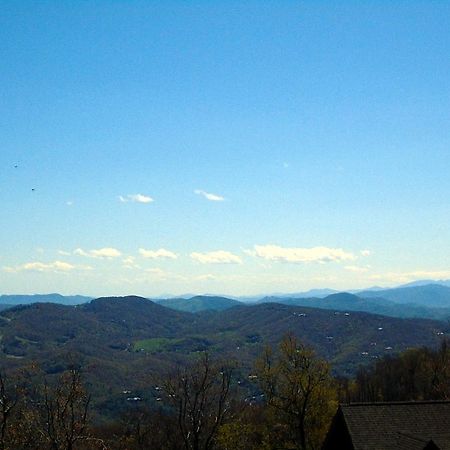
[194, 189, 225, 201]
[345, 265, 370, 273]
[119, 194, 154, 204]
[122, 256, 140, 270]
[194, 274, 219, 281]
[4, 260, 77, 273]
[145, 267, 167, 277]
[360, 250, 372, 257]
[139, 248, 178, 259]
[58, 250, 71, 256]
[74, 247, 122, 259]
[190, 250, 242, 264]
[251, 245, 356, 263]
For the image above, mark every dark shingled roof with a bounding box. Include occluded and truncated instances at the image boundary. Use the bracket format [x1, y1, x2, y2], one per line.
[395, 432, 441, 450]
[323, 401, 450, 450]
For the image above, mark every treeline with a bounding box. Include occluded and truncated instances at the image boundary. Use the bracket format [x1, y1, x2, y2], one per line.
[0, 337, 449, 450]
[341, 338, 450, 403]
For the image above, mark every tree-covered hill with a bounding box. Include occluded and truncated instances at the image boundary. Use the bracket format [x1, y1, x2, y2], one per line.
[0, 296, 448, 417]
[200, 302, 448, 373]
[0, 297, 447, 373]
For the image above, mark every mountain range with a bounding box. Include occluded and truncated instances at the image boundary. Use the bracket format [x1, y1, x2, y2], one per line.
[258, 290, 450, 321]
[0, 294, 448, 418]
[357, 284, 450, 308]
[151, 284, 450, 321]
[0, 298, 444, 365]
[2, 283, 450, 323]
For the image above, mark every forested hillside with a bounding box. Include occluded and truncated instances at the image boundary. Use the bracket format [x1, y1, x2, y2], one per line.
[0, 296, 447, 419]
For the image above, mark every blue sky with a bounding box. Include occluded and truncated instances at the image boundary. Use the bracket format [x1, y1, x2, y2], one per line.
[1, 1, 449, 297]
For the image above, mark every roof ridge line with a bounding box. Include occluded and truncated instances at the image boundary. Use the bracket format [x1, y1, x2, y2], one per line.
[341, 400, 450, 406]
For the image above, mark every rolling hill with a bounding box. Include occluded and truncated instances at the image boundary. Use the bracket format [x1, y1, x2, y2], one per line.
[0, 296, 448, 419]
[0, 297, 447, 385]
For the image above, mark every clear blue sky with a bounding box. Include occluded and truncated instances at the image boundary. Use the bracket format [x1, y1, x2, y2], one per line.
[1, 1, 449, 297]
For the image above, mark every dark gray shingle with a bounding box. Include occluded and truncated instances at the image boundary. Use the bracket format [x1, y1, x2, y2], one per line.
[340, 401, 450, 450]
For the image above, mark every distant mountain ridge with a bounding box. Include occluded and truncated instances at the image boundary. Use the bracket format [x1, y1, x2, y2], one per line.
[259, 292, 450, 321]
[154, 295, 242, 312]
[153, 284, 450, 321]
[3, 282, 450, 319]
[253, 288, 338, 299]
[0, 293, 92, 306]
[398, 279, 450, 288]
[358, 283, 450, 308]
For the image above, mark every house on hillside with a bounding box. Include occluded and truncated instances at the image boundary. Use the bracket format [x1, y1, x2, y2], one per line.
[322, 401, 450, 450]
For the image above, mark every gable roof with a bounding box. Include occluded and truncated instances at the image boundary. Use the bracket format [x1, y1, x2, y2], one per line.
[395, 432, 441, 450]
[323, 401, 450, 450]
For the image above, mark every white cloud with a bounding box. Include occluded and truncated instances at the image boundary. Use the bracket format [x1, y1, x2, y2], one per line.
[119, 194, 154, 204]
[345, 265, 369, 273]
[194, 189, 225, 201]
[139, 248, 178, 259]
[122, 256, 140, 270]
[252, 245, 356, 263]
[74, 247, 122, 259]
[190, 250, 243, 264]
[3, 260, 76, 273]
[90, 248, 122, 258]
[361, 250, 372, 257]
[58, 250, 71, 256]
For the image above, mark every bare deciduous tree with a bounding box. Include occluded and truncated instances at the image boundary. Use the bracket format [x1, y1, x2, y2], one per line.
[0, 372, 18, 450]
[37, 367, 93, 450]
[161, 353, 234, 450]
